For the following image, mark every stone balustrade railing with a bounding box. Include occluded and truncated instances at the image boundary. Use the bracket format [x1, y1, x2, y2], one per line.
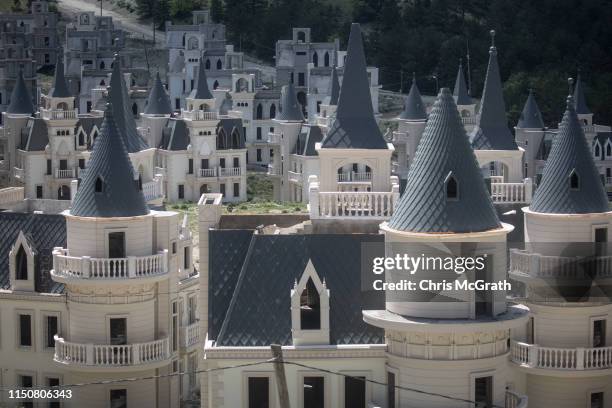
[511, 340, 612, 370]
[181, 322, 200, 348]
[13, 167, 24, 180]
[505, 390, 528, 408]
[0, 187, 24, 206]
[288, 171, 302, 183]
[267, 164, 281, 176]
[461, 116, 477, 125]
[142, 176, 164, 202]
[490, 178, 533, 203]
[41, 109, 78, 120]
[509, 249, 612, 280]
[219, 167, 241, 177]
[337, 172, 373, 182]
[267, 132, 280, 144]
[52, 249, 168, 281]
[55, 168, 76, 179]
[199, 168, 217, 178]
[54, 335, 170, 368]
[181, 110, 218, 121]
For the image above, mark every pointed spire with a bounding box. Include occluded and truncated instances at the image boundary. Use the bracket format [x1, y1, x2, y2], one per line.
[49, 53, 71, 98]
[469, 30, 517, 150]
[321, 23, 387, 149]
[71, 102, 149, 218]
[517, 89, 544, 129]
[189, 57, 213, 100]
[453, 59, 471, 105]
[389, 88, 500, 233]
[144, 72, 172, 115]
[277, 82, 304, 121]
[328, 65, 340, 105]
[399, 73, 427, 120]
[7, 70, 35, 114]
[109, 55, 148, 152]
[530, 78, 608, 214]
[573, 71, 591, 115]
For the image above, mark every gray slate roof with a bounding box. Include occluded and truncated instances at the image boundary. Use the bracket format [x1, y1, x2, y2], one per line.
[453, 62, 471, 105]
[321, 24, 387, 149]
[573, 74, 591, 115]
[530, 94, 608, 214]
[469, 34, 517, 150]
[108, 56, 149, 153]
[20, 118, 48, 151]
[7, 70, 35, 114]
[276, 83, 304, 122]
[0, 212, 66, 294]
[389, 88, 501, 233]
[215, 234, 385, 346]
[219, 93, 232, 115]
[77, 116, 104, 137]
[293, 125, 322, 156]
[399, 74, 427, 120]
[49, 54, 71, 98]
[170, 54, 185, 73]
[144, 72, 172, 115]
[189, 59, 213, 100]
[159, 118, 189, 151]
[328, 65, 340, 105]
[216, 118, 246, 149]
[71, 104, 149, 218]
[517, 90, 544, 129]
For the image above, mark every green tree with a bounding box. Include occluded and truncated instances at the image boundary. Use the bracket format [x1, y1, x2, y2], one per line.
[210, 0, 224, 22]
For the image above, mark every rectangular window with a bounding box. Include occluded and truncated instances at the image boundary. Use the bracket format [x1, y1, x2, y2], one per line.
[233, 183, 239, 197]
[59, 159, 67, 170]
[256, 127, 262, 140]
[220, 158, 226, 168]
[178, 184, 185, 199]
[317, 101, 321, 113]
[248, 377, 269, 408]
[256, 149, 262, 162]
[304, 377, 324, 408]
[387, 372, 395, 408]
[593, 319, 606, 348]
[298, 72, 305, 86]
[188, 159, 193, 174]
[220, 184, 226, 197]
[345, 376, 365, 408]
[86, 101, 92, 113]
[296, 51, 307, 56]
[591, 392, 604, 408]
[36, 185, 43, 198]
[527, 317, 535, 344]
[46, 315, 58, 348]
[172, 241, 177, 254]
[595, 227, 608, 256]
[78, 158, 85, 169]
[108, 232, 125, 258]
[184, 246, 190, 270]
[110, 389, 127, 408]
[270, 127, 274, 133]
[270, 149, 274, 158]
[175, 98, 180, 110]
[233, 157, 239, 168]
[171, 301, 178, 352]
[188, 296, 197, 325]
[21, 375, 34, 408]
[201, 159, 209, 169]
[19, 314, 32, 347]
[46, 159, 52, 175]
[109, 318, 127, 345]
[474, 376, 492, 408]
[47, 377, 60, 408]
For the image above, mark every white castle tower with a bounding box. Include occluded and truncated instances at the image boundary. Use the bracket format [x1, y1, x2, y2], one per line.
[364, 88, 529, 407]
[509, 81, 612, 408]
[141, 72, 173, 148]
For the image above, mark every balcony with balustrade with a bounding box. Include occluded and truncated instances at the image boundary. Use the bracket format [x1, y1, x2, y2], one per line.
[180, 322, 200, 349]
[41, 109, 78, 121]
[181, 110, 218, 122]
[505, 390, 528, 408]
[55, 168, 77, 179]
[198, 167, 217, 179]
[511, 340, 612, 376]
[288, 170, 302, 184]
[51, 248, 169, 286]
[489, 177, 533, 204]
[218, 167, 241, 177]
[54, 335, 170, 372]
[267, 163, 281, 177]
[267, 132, 280, 145]
[142, 175, 164, 203]
[0, 187, 24, 206]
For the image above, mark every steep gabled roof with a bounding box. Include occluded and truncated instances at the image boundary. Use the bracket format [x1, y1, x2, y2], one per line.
[7, 70, 35, 114]
[159, 118, 189, 151]
[144, 72, 172, 115]
[49, 54, 71, 98]
[189, 58, 213, 100]
[293, 125, 322, 156]
[20, 118, 48, 151]
[469, 31, 517, 150]
[71, 103, 149, 218]
[108, 56, 148, 152]
[517, 89, 544, 129]
[530, 88, 608, 214]
[399, 73, 427, 120]
[321, 23, 387, 149]
[328, 65, 340, 105]
[573, 73, 591, 115]
[388, 88, 501, 233]
[170, 53, 185, 73]
[453, 60, 471, 105]
[276, 82, 304, 122]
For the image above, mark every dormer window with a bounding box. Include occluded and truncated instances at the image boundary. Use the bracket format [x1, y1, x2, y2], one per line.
[9, 232, 35, 291]
[606, 143, 611, 158]
[595, 143, 601, 158]
[15, 245, 28, 280]
[445, 172, 458, 200]
[291, 260, 330, 346]
[95, 176, 104, 193]
[569, 169, 580, 190]
[300, 279, 320, 329]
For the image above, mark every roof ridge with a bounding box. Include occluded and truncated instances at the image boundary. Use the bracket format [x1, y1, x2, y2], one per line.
[144, 72, 172, 115]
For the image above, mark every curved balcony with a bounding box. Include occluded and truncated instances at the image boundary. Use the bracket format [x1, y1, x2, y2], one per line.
[51, 248, 169, 285]
[511, 340, 612, 375]
[505, 390, 528, 408]
[509, 249, 612, 282]
[54, 336, 170, 372]
[180, 322, 200, 349]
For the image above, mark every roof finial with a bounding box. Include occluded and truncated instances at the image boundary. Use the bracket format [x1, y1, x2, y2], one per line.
[412, 71, 416, 82]
[490, 30, 496, 47]
[459, 57, 462, 67]
[567, 77, 574, 106]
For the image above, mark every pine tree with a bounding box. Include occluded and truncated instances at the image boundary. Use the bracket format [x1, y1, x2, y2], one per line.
[210, 0, 224, 22]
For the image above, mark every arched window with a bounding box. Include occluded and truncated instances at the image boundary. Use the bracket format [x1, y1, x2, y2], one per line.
[231, 128, 241, 148]
[312, 52, 318, 67]
[57, 185, 70, 200]
[235, 78, 248, 92]
[595, 144, 601, 158]
[100, 61, 105, 69]
[78, 131, 84, 146]
[200, 184, 209, 194]
[217, 128, 227, 149]
[95, 176, 104, 193]
[445, 172, 458, 200]
[216, 59, 222, 70]
[607, 144, 611, 157]
[569, 169, 580, 190]
[256, 103, 263, 119]
[300, 278, 320, 329]
[269, 104, 276, 119]
[324, 51, 330, 67]
[187, 37, 199, 50]
[15, 245, 28, 280]
[205, 59, 211, 70]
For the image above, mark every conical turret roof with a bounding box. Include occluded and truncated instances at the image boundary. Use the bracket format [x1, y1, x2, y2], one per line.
[573, 73, 591, 115]
[71, 103, 149, 218]
[189, 58, 213, 100]
[7, 71, 35, 114]
[469, 31, 517, 150]
[328, 65, 340, 105]
[530, 82, 608, 214]
[144, 72, 172, 115]
[321, 23, 387, 149]
[108, 56, 148, 152]
[517, 90, 544, 129]
[49, 54, 71, 98]
[388, 88, 501, 233]
[277, 82, 304, 122]
[399, 73, 427, 120]
[453, 60, 471, 105]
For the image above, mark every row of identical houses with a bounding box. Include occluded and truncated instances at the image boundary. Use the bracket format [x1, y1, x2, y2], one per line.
[1, 20, 611, 408]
